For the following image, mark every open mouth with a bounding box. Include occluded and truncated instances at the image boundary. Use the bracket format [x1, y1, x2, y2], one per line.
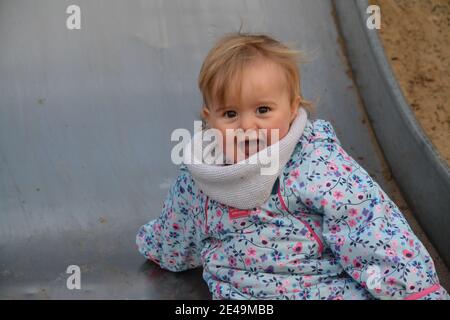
[243, 139, 261, 156]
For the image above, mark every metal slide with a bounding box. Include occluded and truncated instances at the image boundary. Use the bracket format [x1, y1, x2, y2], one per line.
[0, 0, 446, 299]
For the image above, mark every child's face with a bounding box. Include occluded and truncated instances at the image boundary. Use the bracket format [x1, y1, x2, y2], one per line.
[202, 58, 301, 163]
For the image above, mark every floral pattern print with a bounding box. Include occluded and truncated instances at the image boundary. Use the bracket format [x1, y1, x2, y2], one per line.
[136, 119, 449, 300]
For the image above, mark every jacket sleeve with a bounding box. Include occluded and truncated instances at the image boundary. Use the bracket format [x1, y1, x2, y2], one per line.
[299, 120, 449, 300]
[136, 165, 208, 272]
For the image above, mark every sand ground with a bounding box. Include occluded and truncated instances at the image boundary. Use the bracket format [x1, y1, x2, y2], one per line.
[371, 0, 450, 164]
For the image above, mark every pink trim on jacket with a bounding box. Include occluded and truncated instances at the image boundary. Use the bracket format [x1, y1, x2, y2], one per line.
[204, 196, 209, 233]
[404, 284, 441, 300]
[147, 253, 161, 266]
[229, 208, 252, 220]
[278, 186, 324, 256]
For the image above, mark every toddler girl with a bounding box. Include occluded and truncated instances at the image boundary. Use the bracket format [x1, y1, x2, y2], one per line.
[136, 32, 449, 300]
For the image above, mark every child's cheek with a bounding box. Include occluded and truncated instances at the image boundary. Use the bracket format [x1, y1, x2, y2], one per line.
[267, 126, 286, 146]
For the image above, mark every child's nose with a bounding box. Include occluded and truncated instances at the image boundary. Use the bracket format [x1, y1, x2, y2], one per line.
[239, 115, 258, 132]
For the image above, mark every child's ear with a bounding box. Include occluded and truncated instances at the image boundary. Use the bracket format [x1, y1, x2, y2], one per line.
[201, 106, 211, 129]
[201, 106, 210, 121]
[290, 95, 301, 121]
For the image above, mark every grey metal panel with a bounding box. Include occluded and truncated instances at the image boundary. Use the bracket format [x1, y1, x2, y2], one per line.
[0, 0, 412, 298]
[333, 0, 450, 267]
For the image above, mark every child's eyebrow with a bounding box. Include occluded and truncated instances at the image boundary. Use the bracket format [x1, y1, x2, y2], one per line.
[215, 106, 227, 112]
[256, 100, 277, 105]
[217, 100, 277, 111]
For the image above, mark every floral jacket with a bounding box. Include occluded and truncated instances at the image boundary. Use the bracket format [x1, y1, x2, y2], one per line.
[136, 119, 449, 300]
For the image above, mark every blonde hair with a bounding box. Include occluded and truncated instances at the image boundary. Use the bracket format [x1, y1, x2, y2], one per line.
[198, 32, 314, 124]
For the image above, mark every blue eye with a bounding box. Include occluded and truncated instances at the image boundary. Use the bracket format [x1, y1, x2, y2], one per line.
[224, 110, 237, 118]
[257, 106, 270, 114]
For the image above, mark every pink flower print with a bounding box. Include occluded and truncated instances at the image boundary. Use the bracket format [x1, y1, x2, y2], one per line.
[276, 285, 287, 294]
[228, 256, 237, 267]
[352, 271, 360, 279]
[324, 180, 333, 189]
[333, 191, 344, 201]
[409, 239, 414, 247]
[153, 223, 162, 233]
[342, 255, 350, 264]
[348, 208, 359, 217]
[352, 259, 362, 269]
[320, 198, 329, 207]
[244, 258, 252, 266]
[308, 184, 318, 193]
[327, 162, 338, 172]
[216, 209, 222, 217]
[387, 277, 396, 286]
[356, 192, 365, 201]
[314, 149, 322, 157]
[286, 179, 293, 187]
[215, 222, 224, 233]
[172, 223, 180, 230]
[292, 242, 303, 253]
[333, 295, 344, 300]
[215, 283, 222, 296]
[291, 169, 300, 179]
[336, 236, 345, 246]
[305, 198, 313, 207]
[342, 164, 352, 173]
[247, 247, 257, 256]
[168, 258, 176, 266]
[402, 249, 414, 259]
[260, 236, 269, 246]
[295, 259, 302, 266]
[329, 224, 341, 234]
[385, 248, 396, 257]
[375, 233, 382, 240]
[391, 240, 398, 250]
[348, 219, 357, 227]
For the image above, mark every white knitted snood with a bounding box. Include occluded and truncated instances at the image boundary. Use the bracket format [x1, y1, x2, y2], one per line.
[183, 107, 308, 209]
